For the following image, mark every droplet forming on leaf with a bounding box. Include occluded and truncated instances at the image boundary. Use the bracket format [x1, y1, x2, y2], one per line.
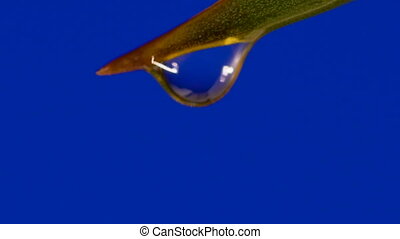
[97, 0, 352, 107]
[148, 43, 253, 106]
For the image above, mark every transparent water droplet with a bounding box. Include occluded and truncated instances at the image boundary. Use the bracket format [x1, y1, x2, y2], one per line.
[149, 43, 253, 107]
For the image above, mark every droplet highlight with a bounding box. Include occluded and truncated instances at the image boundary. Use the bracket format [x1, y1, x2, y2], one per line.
[149, 43, 253, 107]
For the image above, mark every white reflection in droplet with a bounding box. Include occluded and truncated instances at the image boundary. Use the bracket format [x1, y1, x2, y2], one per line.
[151, 56, 179, 74]
[220, 65, 235, 82]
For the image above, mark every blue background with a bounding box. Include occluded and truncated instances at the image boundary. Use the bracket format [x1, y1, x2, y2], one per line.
[1, 0, 400, 223]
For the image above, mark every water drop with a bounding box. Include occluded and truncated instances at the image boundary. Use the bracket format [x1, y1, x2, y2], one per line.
[148, 43, 253, 107]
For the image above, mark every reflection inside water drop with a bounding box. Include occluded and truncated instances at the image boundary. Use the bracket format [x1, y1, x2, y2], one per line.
[150, 43, 252, 106]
